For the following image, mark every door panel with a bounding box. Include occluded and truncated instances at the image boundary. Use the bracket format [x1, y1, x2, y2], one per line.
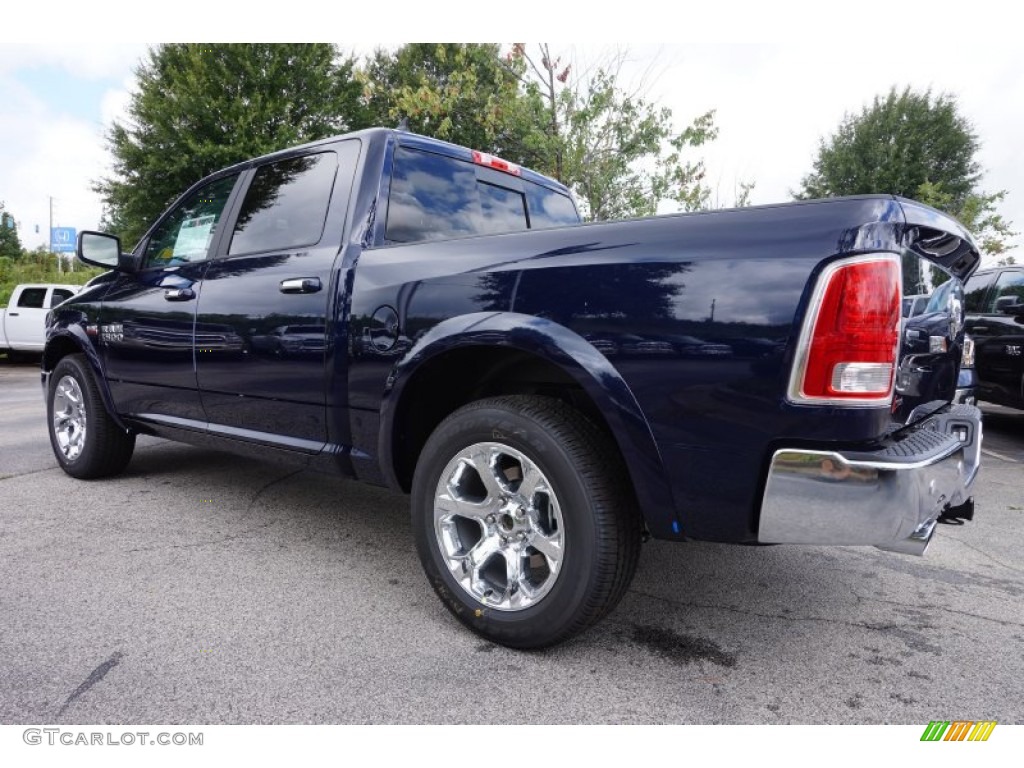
[100, 265, 210, 420]
[195, 142, 361, 446]
[973, 269, 1024, 407]
[5, 287, 48, 349]
[100, 173, 241, 421]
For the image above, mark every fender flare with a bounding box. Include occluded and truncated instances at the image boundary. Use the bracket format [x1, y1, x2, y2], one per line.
[44, 327, 129, 433]
[378, 312, 682, 538]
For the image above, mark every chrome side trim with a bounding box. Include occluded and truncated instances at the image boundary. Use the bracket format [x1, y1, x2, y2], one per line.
[134, 412, 328, 454]
[758, 405, 982, 556]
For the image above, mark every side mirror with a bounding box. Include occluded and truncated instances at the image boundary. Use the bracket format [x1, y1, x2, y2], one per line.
[77, 231, 138, 274]
[994, 295, 1024, 316]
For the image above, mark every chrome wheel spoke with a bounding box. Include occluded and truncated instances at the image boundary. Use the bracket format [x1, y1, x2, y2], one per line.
[436, 491, 493, 521]
[466, 447, 509, 499]
[516, 463, 544, 503]
[529, 530, 562, 570]
[502, 548, 528, 608]
[433, 441, 565, 612]
[459, 533, 502, 595]
[51, 376, 87, 462]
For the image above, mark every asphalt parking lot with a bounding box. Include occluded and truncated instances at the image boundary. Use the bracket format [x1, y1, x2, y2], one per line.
[1, 357, 1022, 724]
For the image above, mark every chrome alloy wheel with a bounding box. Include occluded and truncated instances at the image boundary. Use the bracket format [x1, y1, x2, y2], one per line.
[52, 375, 87, 461]
[433, 442, 564, 611]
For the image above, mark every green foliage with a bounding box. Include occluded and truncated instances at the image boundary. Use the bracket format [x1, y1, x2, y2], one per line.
[98, 43, 729, 239]
[798, 86, 1016, 260]
[0, 248, 104, 306]
[915, 182, 1017, 263]
[508, 46, 719, 221]
[0, 206, 24, 259]
[96, 44, 367, 248]
[364, 44, 723, 222]
[360, 43, 544, 164]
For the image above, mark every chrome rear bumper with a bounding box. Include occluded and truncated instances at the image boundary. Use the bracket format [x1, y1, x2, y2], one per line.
[758, 404, 982, 556]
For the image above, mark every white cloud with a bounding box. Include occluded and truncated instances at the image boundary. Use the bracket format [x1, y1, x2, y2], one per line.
[100, 75, 136, 129]
[0, 43, 146, 80]
[609, 44, 1024, 259]
[0, 75, 111, 247]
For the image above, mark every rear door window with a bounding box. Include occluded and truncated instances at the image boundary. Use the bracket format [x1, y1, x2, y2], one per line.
[49, 289, 75, 307]
[229, 152, 339, 256]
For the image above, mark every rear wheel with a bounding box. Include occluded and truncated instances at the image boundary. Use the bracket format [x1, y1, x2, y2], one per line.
[47, 354, 135, 479]
[411, 395, 642, 648]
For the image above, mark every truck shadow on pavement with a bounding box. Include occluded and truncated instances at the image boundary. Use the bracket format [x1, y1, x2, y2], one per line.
[71, 438, 1022, 724]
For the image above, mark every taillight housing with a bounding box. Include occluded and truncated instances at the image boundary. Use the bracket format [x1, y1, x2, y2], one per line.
[789, 254, 901, 406]
[961, 335, 975, 368]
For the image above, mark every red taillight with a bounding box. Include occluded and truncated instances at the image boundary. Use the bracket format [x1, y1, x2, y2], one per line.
[471, 150, 521, 176]
[792, 255, 901, 404]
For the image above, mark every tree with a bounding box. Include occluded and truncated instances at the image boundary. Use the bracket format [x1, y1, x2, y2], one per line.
[0, 204, 24, 259]
[370, 44, 725, 221]
[798, 86, 1016, 260]
[96, 44, 368, 247]
[506, 45, 719, 221]
[359, 44, 545, 165]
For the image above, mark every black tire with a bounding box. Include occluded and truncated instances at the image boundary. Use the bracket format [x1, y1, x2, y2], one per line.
[411, 395, 642, 649]
[47, 353, 135, 479]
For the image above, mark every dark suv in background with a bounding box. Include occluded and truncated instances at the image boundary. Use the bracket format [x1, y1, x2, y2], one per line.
[963, 265, 1024, 410]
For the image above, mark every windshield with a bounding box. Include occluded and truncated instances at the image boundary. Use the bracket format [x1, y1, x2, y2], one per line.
[924, 280, 954, 314]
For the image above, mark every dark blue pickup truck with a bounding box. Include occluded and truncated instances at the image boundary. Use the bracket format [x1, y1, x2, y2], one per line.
[46, 128, 983, 648]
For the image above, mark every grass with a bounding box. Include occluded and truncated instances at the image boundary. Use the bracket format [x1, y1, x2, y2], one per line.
[0, 253, 106, 306]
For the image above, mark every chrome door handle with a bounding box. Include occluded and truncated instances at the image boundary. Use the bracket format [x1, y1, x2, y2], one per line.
[280, 277, 321, 294]
[164, 288, 195, 301]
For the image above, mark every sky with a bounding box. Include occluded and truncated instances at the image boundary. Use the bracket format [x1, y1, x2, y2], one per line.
[1, 8, 1021, 267]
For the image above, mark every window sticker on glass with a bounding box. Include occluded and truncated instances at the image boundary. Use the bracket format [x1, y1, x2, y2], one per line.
[170, 215, 216, 262]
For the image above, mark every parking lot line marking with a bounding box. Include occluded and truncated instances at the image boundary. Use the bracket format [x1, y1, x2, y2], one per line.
[981, 448, 1019, 463]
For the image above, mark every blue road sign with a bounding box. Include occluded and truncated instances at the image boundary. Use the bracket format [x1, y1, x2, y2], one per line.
[51, 227, 77, 253]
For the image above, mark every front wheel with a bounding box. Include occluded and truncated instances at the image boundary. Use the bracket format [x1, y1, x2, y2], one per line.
[47, 354, 135, 479]
[411, 395, 642, 649]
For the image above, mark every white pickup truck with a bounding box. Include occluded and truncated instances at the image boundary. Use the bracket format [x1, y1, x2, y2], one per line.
[1, 284, 80, 359]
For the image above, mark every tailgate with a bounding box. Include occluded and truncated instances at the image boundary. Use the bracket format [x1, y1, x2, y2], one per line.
[892, 198, 981, 425]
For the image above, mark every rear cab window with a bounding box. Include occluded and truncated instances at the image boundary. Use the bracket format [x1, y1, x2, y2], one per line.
[385, 145, 578, 245]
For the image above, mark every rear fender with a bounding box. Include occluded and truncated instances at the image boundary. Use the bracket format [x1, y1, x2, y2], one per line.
[380, 311, 682, 538]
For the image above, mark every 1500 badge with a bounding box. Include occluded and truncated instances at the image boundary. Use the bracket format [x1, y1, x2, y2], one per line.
[99, 323, 123, 344]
